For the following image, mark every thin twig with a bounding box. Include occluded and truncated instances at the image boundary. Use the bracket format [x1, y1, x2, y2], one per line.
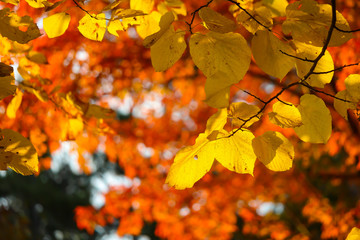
[334, 25, 360, 33]
[186, 0, 214, 34]
[312, 62, 360, 74]
[279, 50, 315, 62]
[300, 82, 354, 103]
[242, 89, 266, 103]
[227, 0, 272, 32]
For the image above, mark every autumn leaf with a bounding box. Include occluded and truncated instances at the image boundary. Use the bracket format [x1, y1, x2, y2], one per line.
[43, 12, 71, 38]
[0, 129, 38, 175]
[0, 62, 13, 77]
[236, 6, 273, 34]
[228, 102, 262, 128]
[215, 129, 256, 175]
[78, 13, 107, 41]
[251, 30, 296, 80]
[189, 31, 251, 82]
[269, 101, 302, 128]
[199, 7, 236, 33]
[6, 89, 23, 119]
[346, 227, 360, 240]
[252, 131, 294, 171]
[333, 90, 357, 120]
[283, 0, 352, 47]
[294, 94, 332, 143]
[0, 8, 41, 44]
[0, 76, 17, 100]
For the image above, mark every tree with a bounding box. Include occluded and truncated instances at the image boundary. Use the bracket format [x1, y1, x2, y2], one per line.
[0, 0, 360, 239]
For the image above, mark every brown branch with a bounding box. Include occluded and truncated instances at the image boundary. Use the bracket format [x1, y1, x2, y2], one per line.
[312, 62, 360, 74]
[227, 0, 272, 32]
[279, 50, 315, 62]
[334, 25, 360, 33]
[300, 82, 354, 103]
[186, 0, 214, 34]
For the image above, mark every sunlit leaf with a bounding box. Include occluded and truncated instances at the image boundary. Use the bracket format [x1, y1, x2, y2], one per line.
[294, 41, 334, 88]
[294, 94, 332, 143]
[0, 0, 19, 5]
[333, 90, 358, 120]
[252, 131, 294, 171]
[78, 13, 106, 41]
[150, 27, 186, 72]
[189, 31, 251, 82]
[346, 227, 360, 240]
[204, 72, 233, 108]
[283, 0, 352, 47]
[215, 130, 256, 175]
[269, 101, 302, 128]
[0, 8, 41, 44]
[261, 0, 288, 17]
[229, 102, 261, 128]
[0, 129, 38, 175]
[143, 11, 174, 47]
[166, 109, 227, 189]
[43, 12, 71, 38]
[6, 89, 23, 119]
[136, 11, 161, 39]
[130, 0, 154, 13]
[199, 7, 236, 33]
[68, 117, 84, 139]
[25, 0, 48, 8]
[344, 74, 360, 100]
[252, 30, 296, 80]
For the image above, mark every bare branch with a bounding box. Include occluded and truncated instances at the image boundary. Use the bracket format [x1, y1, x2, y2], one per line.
[335, 25, 360, 33]
[279, 50, 316, 62]
[186, 0, 214, 34]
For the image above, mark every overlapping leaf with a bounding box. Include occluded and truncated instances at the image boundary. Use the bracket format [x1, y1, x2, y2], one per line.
[294, 94, 332, 143]
[78, 13, 106, 41]
[252, 131, 294, 171]
[228, 102, 261, 127]
[199, 7, 236, 33]
[0, 129, 38, 175]
[252, 30, 296, 80]
[269, 101, 302, 128]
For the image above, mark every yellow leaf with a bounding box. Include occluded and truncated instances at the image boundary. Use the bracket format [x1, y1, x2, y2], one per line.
[346, 227, 360, 240]
[6, 89, 23, 119]
[20, 83, 48, 102]
[199, 7, 236, 33]
[189, 31, 251, 82]
[166, 109, 227, 189]
[204, 72, 232, 108]
[0, 0, 19, 5]
[85, 104, 115, 119]
[269, 101, 302, 128]
[0, 129, 38, 175]
[68, 117, 84, 139]
[0, 76, 16, 100]
[333, 90, 357, 120]
[215, 130, 256, 175]
[252, 131, 294, 171]
[261, 0, 288, 17]
[107, 18, 140, 36]
[237, 6, 273, 34]
[143, 11, 174, 48]
[345, 74, 360, 100]
[252, 30, 296, 80]
[150, 27, 186, 72]
[0, 62, 13, 77]
[136, 11, 161, 39]
[112, 8, 146, 20]
[130, 0, 154, 13]
[0, 8, 41, 44]
[229, 102, 261, 128]
[25, 0, 48, 8]
[26, 50, 48, 64]
[283, 0, 352, 47]
[160, 0, 187, 16]
[294, 41, 334, 88]
[294, 94, 332, 143]
[78, 13, 106, 41]
[43, 12, 71, 38]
